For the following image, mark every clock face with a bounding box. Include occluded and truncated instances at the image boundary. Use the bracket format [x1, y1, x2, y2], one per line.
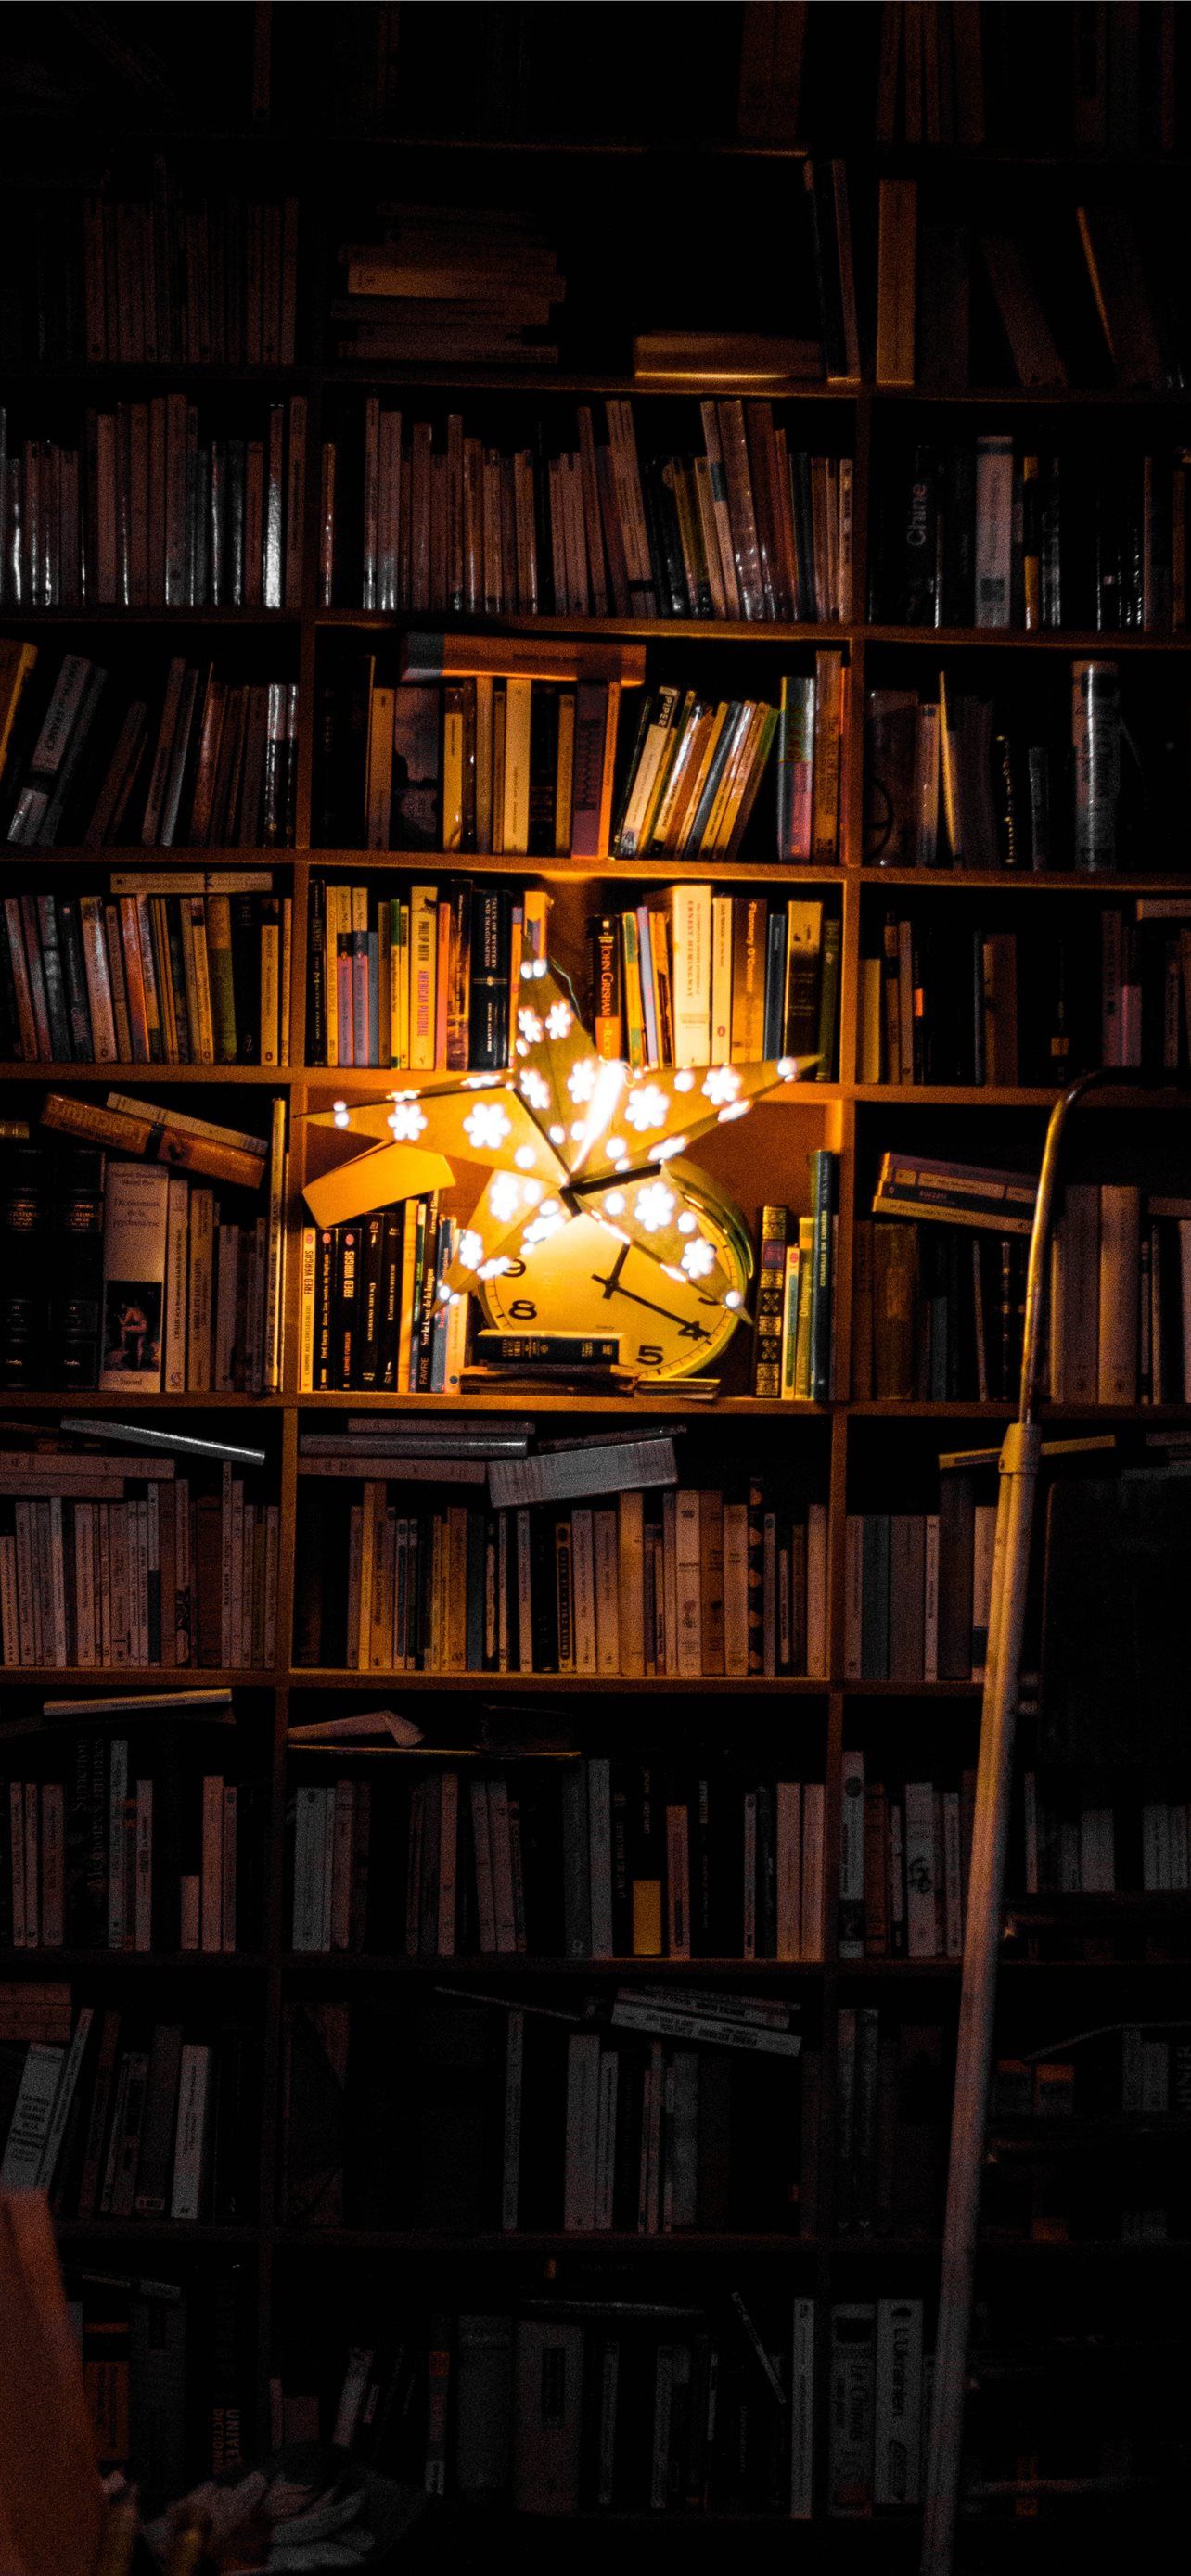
[479, 1163, 754, 1381]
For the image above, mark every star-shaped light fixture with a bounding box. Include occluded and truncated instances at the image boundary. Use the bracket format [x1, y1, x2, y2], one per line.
[301, 955, 814, 1332]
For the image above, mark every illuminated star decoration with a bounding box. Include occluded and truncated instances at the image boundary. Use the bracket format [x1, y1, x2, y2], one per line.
[301, 956, 815, 1333]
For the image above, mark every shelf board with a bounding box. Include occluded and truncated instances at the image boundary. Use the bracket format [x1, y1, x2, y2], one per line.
[863, 621, 1190, 650]
[282, 1952, 826, 1978]
[270, 2226, 817, 2254]
[55, 2218, 256, 2244]
[0, 1063, 291, 1084]
[301, 847, 847, 884]
[289, 1668, 828, 1693]
[293, 1389, 832, 1416]
[863, 868, 1191, 892]
[6, 606, 298, 627]
[855, 1082, 1191, 1110]
[1, 1949, 265, 1970]
[317, 607, 852, 642]
[0, 1389, 290, 1409]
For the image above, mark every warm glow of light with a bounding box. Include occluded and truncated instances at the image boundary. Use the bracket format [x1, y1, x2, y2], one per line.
[387, 1100, 428, 1140]
[514, 1144, 537, 1169]
[623, 1085, 670, 1133]
[605, 1191, 626, 1216]
[677, 1212, 697, 1234]
[463, 1103, 512, 1150]
[635, 1182, 675, 1232]
[333, 1101, 350, 1129]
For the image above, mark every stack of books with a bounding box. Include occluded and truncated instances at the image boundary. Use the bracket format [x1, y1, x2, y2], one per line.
[332, 204, 563, 367]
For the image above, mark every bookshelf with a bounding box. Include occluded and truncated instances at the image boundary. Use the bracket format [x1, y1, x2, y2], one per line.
[1, 0, 1189, 2558]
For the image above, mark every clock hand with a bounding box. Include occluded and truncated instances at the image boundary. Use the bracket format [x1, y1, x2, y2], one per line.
[590, 1267, 690, 1328]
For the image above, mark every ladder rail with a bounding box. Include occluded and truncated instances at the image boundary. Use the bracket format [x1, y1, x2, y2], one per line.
[920, 1067, 1111, 2573]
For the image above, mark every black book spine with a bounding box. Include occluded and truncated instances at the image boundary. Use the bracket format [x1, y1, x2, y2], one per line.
[52, 1144, 105, 1387]
[230, 894, 260, 1064]
[355, 1211, 384, 1389]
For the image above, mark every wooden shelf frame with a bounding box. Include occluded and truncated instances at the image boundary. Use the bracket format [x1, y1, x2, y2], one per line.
[0, 99, 1186, 2537]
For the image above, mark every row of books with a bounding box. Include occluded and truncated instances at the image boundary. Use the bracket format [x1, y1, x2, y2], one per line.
[300, 1205, 468, 1396]
[857, 901, 1191, 1087]
[591, 893, 839, 1078]
[307, 875, 548, 1071]
[0, 644, 298, 850]
[852, 1218, 1028, 1407]
[0, 1989, 252, 2222]
[877, 179, 1182, 394]
[1, 1102, 284, 1392]
[82, 172, 300, 367]
[1, 880, 289, 1066]
[288, 1761, 828, 1966]
[872, 439, 1191, 633]
[0, 1450, 279, 1672]
[3, 1756, 255, 1953]
[279, 1991, 806, 2239]
[333, 202, 560, 369]
[1022, 1783, 1191, 1897]
[345, 397, 852, 624]
[871, 0, 1178, 156]
[864, 663, 1130, 874]
[612, 662, 842, 865]
[750, 1187, 838, 1406]
[305, 2289, 928, 2518]
[350, 664, 624, 861]
[839, 1753, 975, 1963]
[304, 865, 833, 1083]
[293, 1476, 830, 1679]
[1050, 1180, 1191, 1407]
[0, 397, 306, 609]
[842, 1492, 996, 1685]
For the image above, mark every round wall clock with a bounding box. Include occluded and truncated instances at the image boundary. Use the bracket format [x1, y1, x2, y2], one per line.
[479, 1161, 753, 1380]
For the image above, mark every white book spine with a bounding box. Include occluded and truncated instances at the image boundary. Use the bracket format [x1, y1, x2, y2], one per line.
[163, 1175, 189, 1392]
[673, 1487, 702, 1677]
[723, 1499, 749, 1676]
[99, 1162, 171, 1393]
[874, 2298, 923, 2507]
[903, 1781, 938, 1958]
[0, 2044, 65, 2187]
[570, 1506, 597, 1674]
